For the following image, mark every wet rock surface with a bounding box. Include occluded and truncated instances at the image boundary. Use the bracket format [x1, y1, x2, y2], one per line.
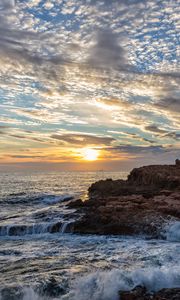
[119, 286, 180, 300]
[73, 161, 180, 236]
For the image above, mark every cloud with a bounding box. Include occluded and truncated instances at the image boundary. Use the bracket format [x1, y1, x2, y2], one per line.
[0, 125, 9, 129]
[51, 133, 115, 146]
[123, 131, 155, 144]
[155, 97, 180, 115]
[8, 155, 44, 159]
[145, 125, 167, 135]
[96, 98, 132, 108]
[0, 3, 67, 87]
[87, 0, 147, 7]
[104, 144, 171, 155]
[0, 0, 15, 10]
[145, 124, 180, 140]
[87, 28, 130, 71]
[0, 0, 179, 167]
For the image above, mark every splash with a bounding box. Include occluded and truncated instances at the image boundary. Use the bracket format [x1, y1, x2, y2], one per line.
[70, 267, 180, 300]
[1, 267, 179, 300]
[165, 221, 180, 242]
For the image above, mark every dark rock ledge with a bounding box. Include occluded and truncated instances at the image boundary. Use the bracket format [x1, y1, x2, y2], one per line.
[119, 286, 180, 300]
[70, 160, 180, 237]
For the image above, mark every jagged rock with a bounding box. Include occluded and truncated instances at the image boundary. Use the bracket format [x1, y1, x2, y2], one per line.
[49, 222, 62, 233]
[120, 286, 150, 300]
[8, 225, 27, 236]
[175, 158, 180, 167]
[119, 286, 180, 300]
[74, 161, 180, 236]
[67, 199, 84, 208]
[154, 288, 180, 299]
[89, 161, 180, 198]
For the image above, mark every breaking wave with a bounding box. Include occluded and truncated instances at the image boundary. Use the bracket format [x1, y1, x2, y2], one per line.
[70, 267, 180, 300]
[165, 221, 180, 242]
[42, 194, 74, 204]
[0, 267, 179, 300]
[3, 194, 74, 205]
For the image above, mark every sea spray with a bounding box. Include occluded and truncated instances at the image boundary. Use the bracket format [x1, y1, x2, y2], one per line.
[70, 267, 180, 300]
[1, 267, 179, 300]
[165, 221, 180, 242]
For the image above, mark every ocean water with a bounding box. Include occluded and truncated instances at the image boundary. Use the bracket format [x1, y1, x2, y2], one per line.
[0, 171, 179, 300]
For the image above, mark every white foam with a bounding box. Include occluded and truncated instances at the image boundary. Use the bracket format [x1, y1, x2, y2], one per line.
[0, 268, 179, 300]
[42, 195, 73, 204]
[70, 267, 180, 300]
[165, 221, 180, 242]
[22, 288, 42, 300]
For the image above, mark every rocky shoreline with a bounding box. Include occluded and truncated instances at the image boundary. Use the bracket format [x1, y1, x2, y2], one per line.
[70, 159, 180, 238]
[119, 286, 180, 300]
[67, 161, 180, 299]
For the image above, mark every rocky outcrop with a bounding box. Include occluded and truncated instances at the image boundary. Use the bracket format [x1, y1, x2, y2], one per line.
[176, 158, 180, 167]
[73, 160, 180, 236]
[128, 164, 180, 190]
[119, 286, 180, 300]
[89, 162, 180, 197]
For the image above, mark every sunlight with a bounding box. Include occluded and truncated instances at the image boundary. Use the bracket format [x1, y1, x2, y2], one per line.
[82, 148, 99, 161]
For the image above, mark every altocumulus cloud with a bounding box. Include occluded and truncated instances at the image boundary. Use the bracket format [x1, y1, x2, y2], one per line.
[0, 0, 179, 167]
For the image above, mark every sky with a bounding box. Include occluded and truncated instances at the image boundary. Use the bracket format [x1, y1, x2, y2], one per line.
[0, 0, 179, 171]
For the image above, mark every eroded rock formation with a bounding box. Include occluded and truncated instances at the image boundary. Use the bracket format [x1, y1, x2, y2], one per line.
[72, 160, 180, 236]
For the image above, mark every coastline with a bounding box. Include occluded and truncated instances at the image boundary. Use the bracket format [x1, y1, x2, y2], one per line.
[70, 160, 180, 238]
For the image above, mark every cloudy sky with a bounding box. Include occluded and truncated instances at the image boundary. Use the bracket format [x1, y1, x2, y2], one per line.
[0, 0, 179, 171]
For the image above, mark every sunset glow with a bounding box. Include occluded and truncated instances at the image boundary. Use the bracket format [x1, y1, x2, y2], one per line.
[82, 149, 99, 161]
[0, 0, 179, 171]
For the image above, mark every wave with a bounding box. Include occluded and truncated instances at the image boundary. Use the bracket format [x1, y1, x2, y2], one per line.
[164, 221, 180, 242]
[3, 194, 74, 205]
[42, 194, 74, 204]
[70, 267, 180, 300]
[0, 221, 73, 237]
[0, 267, 179, 300]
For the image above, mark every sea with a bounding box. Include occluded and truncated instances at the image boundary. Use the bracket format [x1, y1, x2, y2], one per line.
[0, 171, 179, 300]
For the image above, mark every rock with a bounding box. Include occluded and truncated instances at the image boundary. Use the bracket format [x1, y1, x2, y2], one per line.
[67, 199, 84, 208]
[49, 222, 62, 233]
[175, 158, 180, 167]
[89, 161, 180, 197]
[119, 286, 180, 300]
[154, 288, 180, 299]
[8, 225, 27, 236]
[120, 286, 150, 300]
[127, 163, 180, 190]
[74, 160, 180, 236]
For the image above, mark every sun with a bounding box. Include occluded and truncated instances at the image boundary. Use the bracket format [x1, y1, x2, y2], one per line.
[82, 148, 99, 161]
